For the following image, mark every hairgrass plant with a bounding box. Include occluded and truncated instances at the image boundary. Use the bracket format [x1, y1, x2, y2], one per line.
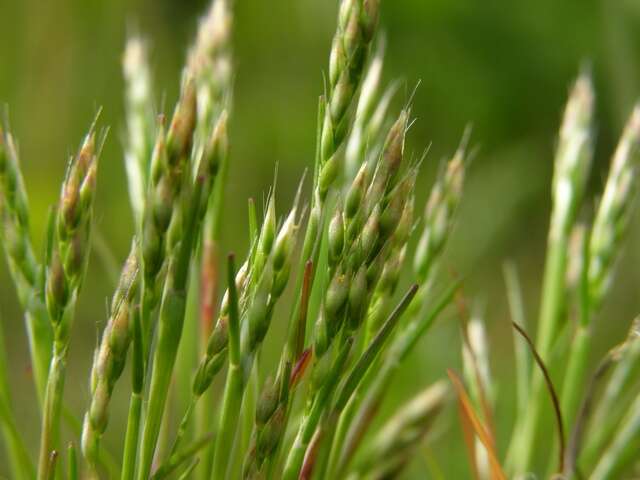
[2, 1, 640, 479]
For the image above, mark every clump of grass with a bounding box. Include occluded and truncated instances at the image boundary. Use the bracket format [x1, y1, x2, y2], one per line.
[2, 1, 640, 479]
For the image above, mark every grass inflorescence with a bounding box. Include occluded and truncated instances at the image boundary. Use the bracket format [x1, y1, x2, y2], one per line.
[2, 1, 640, 479]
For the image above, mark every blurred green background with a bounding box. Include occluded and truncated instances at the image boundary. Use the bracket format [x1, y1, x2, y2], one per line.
[2, 0, 640, 477]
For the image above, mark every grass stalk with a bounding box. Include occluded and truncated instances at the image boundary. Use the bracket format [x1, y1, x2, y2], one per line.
[580, 319, 640, 470]
[121, 305, 144, 480]
[67, 442, 78, 480]
[210, 254, 242, 480]
[591, 393, 640, 479]
[510, 73, 594, 473]
[503, 262, 530, 419]
[38, 337, 71, 479]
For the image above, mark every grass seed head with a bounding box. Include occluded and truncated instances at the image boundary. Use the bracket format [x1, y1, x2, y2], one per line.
[365, 110, 409, 214]
[247, 271, 273, 352]
[346, 162, 368, 220]
[318, 0, 381, 200]
[258, 194, 277, 258]
[122, 36, 155, 223]
[256, 376, 280, 426]
[588, 104, 640, 310]
[82, 244, 139, 468]
[329, 207, 345, 265]
[46, 252, 68, 324]
[348, 264, 368, 329]
[414, 143, 466, 282]
[550, 73, 594, 240]
[166, 78, 197, 165]
[325, 270, 350, 320]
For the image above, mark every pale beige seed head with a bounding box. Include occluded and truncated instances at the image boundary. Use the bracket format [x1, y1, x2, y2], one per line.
[588, 103, 640, 309]
[551, 73, 594, 240]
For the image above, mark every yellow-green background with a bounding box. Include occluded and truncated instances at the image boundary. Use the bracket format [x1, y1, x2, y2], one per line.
[1, 0, 640, 477]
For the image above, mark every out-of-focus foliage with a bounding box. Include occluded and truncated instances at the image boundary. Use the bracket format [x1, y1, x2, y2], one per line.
[1, 0, 640, 477]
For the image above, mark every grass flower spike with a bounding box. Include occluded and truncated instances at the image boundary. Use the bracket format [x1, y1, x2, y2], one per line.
[123, 37, 155, 225]
[3, 2, 640, 480]
[82, 244, 139, 472]
[0, 126, 53, 404]
[39, 122, 103, 479]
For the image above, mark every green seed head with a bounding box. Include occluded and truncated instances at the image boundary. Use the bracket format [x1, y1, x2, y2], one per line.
[202, 110, 228, 178]
[256, 376, 280, 426]
[166, 78, 197, 165]
[588, 104, 640, 310]
[62, 230, 86, 280]
[193, 349, 227, 396]
[273, 208, 297, 271]
[365, 246, 386, 286]
[325, 270, 350, 319]
[310, 344, 333, 387]
[149, 118, 167, 186]
[207, 317, 229, 356]
[81, 416, 99, 467]
[271, 261, 291, 299]
[313, 310, 332, 357]
[348, 265, 368, 329]
[366, 111, 408, 213]
[319, 153, 340, 201]
[361, 0, 381, 42]
[378, 246, 405, 294]
[379, 189, 405, 240]
[248, 273, 272, 352]
[60, 131, 97, 234]
[346, 162, 368, 220]
[393, 194, 414, 248]
[256, 406, 286, 460]
[258, 195, 277, 257]
[112, 245, 140, 309]
[88, 383, 110, 433]
[152, 175, 176, 232]
[380, 110, 408, 184]
[46, 253, 68, 324]
[220, 260, 249, 315]
[108, 305, 131, 356]
[414, 144, 466, 282]
[328, 208, 345, 265]
[551, 73, 594, 240]
[360, 205, 380, 260]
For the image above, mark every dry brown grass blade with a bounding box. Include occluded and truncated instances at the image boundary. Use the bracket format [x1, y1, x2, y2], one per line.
[456, 391, 480, 480]
[511, 321, 566, 473]
[447, 369, 506, 480]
